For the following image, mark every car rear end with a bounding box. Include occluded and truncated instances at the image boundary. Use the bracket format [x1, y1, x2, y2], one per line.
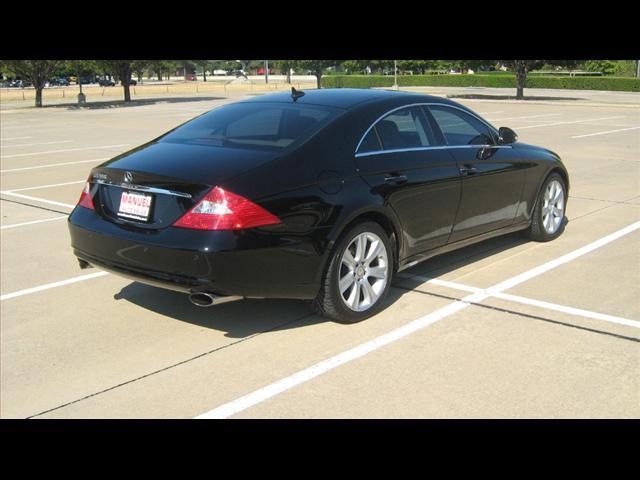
[68, 99, 345, 302]
[68, 164, 319, 301]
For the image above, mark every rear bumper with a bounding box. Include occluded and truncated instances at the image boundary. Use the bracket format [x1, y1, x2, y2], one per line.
[68, 207, 323, 299]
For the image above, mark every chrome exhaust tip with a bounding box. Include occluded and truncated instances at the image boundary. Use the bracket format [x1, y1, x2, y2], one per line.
[188, 292, 243, 308]
[189, 292, 217, 307]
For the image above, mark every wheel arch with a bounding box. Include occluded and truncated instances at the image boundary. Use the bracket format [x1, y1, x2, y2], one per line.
[549, 166, 570, 193]
[326, 206, 403, 273]
[530, 165, 570, 218]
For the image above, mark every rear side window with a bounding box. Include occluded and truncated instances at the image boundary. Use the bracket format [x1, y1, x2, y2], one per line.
[428, 105, 495, 146]
[160, 102, 341, 150]
[375, 107, 434, 150]
[357, 128, 382, 153]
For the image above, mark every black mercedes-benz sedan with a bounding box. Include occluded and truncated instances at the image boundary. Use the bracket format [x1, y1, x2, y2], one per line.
[68, 88, 569, 323]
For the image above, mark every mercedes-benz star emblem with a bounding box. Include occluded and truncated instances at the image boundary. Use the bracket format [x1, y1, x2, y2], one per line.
[124, 171, 133, 183]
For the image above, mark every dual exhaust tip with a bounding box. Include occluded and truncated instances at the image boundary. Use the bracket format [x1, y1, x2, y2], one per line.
[188, 292, 242, 307]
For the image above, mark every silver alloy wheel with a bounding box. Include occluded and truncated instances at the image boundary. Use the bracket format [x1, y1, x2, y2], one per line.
[542, 179, 565, 234]
[339, 232, 389, 312]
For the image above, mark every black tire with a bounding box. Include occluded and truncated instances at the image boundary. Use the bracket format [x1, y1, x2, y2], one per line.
[314, 221, 394, 323]
[525, 172, 567, 242]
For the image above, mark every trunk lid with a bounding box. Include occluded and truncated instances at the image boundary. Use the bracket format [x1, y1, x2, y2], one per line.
[91, 141, 282, 229]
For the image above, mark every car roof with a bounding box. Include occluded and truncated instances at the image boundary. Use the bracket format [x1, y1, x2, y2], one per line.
[240, 88, 442, 109]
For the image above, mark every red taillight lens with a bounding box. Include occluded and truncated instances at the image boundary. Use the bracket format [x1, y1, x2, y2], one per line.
[173, 186, 281, 231]
[77, 181, 95, 210]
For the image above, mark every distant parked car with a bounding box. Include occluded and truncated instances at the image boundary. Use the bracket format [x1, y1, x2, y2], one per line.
[50, 77, 70, 87]
[98, 78, 116, 87]
[121, 79, 137, 86]
[10, 79, 31, 88]
[79, 76, 96, 85]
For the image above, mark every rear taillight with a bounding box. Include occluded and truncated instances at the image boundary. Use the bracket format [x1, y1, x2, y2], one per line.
[173, 186, 281, 231]
[77, 181, 95, 210]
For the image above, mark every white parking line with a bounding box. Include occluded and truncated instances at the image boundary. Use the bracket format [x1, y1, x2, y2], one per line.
[0, 190, 75, 209]
[9, 180, 84, 192]
[1, 144, 129, 159]
[403, 277, 639, 329]
[0, 271, 109, 301]
[2, 136, 33, 141]
[488, 221, 640, 292]
[495, 291, 639, 329]
[571, 126, 640, 139]
[196, 290, 488, 420]
[194, 220, 640, 419]
[487, 113, 562, 122]
[515, 116, 626, 130]
[1, 140, 72, 149]
[0, 157, 109, 173]
[1, 215, 68, 230]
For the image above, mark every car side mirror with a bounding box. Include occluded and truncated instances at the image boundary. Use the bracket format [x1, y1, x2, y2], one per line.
[498, 127, 518, 144]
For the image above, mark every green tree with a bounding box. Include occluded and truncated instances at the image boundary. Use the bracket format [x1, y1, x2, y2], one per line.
[368, 60, 394, 74]
[132, 60, 149, 84]
[97, 60, 137, 102]
[291, 60, 337, 88]
[193, 60, 209, 81]
[342, 60, 370, 74]
[460, 59, 494, 73]
[503, 60, 585, 98]
[550, 60, 581, 75]
[148, 60, 178, 81]
[177, 60, 197, 80]
[273, 60, 295, 83]
[501, 60, 545, 99]
[583, 60, 617, 75]
[2, 60, 60, 107]
[237, 60, 253, 74]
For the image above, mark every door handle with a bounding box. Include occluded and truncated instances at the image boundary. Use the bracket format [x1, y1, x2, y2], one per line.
[459, 165, 477, 176]
[384, 174, 408, 184]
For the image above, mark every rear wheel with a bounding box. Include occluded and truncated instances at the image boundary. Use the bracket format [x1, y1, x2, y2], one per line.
[314, 221, 393, 323]
[526, 173, 567, 242]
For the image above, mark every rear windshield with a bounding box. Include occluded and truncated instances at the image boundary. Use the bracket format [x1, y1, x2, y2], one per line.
[160, 102, 341, 151]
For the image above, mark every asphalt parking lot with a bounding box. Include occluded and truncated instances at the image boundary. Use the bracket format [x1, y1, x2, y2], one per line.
[1, 90, 639, 418]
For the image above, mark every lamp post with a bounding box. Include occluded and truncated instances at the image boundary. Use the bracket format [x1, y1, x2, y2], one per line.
[77, 71, 86, 105]
[393, 60, 398, 90]
[265, 60, 269, 84]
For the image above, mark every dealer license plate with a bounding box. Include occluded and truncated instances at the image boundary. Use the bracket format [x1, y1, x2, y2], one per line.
[117, 191, 153, 221]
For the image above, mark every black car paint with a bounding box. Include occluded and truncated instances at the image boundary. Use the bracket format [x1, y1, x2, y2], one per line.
[68, 89, 568, 299]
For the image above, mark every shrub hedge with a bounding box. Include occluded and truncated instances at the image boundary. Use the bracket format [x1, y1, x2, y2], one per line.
[322, 75, 640, 92]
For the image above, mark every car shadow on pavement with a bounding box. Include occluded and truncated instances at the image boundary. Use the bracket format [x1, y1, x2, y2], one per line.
[112, 232, 529, 337]
[113, 284, 324, 338]
[47, 96, 226, 110]
[392, 232, 529, 290]
[113, 282, 413, 339]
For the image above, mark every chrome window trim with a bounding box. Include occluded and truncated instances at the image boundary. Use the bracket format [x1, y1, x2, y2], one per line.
[93, 179, 193, 199]
[354, 102, 500, 154]
[355, 144, 512, 158]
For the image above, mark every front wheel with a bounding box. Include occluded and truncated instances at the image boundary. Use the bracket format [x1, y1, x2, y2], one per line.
[526, 173, 567, 242]
[314, 221, 394, 323]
